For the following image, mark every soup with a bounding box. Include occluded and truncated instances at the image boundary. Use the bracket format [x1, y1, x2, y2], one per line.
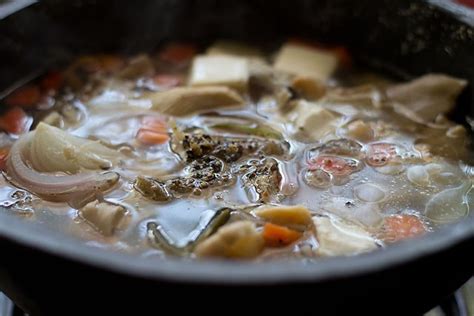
[0, 40, 472, 260]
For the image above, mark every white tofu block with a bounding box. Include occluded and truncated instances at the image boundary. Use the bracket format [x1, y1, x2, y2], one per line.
[295, 100, 340, 140]
[273, 43, 338, 81]
[206, 40, 263, 58]
[189, 55, 249, 90]
[313, 216, 378, 257]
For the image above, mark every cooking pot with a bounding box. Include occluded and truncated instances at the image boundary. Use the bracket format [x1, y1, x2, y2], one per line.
[0, 1, 473, 315]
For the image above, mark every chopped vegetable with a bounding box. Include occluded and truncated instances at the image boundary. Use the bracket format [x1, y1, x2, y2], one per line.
[0, 107, 31, 134]
[273, 43, 339, 81]
[145, 86, 244, 116]
[240, 158, 282, 202]
[387, 74, 467, 122]
[194, 221, 264, 258]
[134, 176, 172, 202]
[254, 205, 312, 228]
[291, 76, 326, 100]
[313, 215, 378, 256]
[189, 55, 249, 90]
[79, 200, 127, 236]
[0, 147, 9, 170]
[136, 116, 169, 145]
[4, 85, 41, 108]
[153, 74, 183, 89]
[6, 133, 120, 207]
[40, 71, 64, 92]
[380, 214, 427, 242]
[29, 123, 119, 173]
[262, 222, 302, 247]
[159, 43, 197, 65]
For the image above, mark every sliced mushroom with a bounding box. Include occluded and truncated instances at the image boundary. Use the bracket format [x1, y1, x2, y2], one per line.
[313, 215, 379, 257]
[145, 86, 244, 116]
[194, 221, 264, 258]
[79, 200, 127, 236]
[387, 74, 467, 122]
[254, 205, 312, 228]
[291, 76, 326, 100]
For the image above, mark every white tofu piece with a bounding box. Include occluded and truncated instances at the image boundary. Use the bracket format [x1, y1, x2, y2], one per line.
[80, 200, 127, 236]
[206, 40, 263, 58]
[294, 100, 340, 140]
[313, 215, 379, 257]
[273, 43, 338, 81]
[189, 55, 249, 90]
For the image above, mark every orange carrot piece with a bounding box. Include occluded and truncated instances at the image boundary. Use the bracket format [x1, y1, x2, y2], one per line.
[0, 147, 9, 171]
[136, 129, 169, 145]
[4, 85, 41, 108]
[40, 71, 63, 92]
[381, 214, 427, 243]
[262, 223, 302, 247]
[141, 116, 168, 132]
[153, 74, 183, 89]
[0, 107, 31, 134]
[159, 43, 197, 65]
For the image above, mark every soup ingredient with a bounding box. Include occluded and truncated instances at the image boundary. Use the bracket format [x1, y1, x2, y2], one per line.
[0, 147, 9, 170]
[407, 165, 430, 187]
[313, 215, 378, 256]
[146, 86, 244, 116]
[366, 143, 398, 167]
[147, 207, 231, 255]
[425, 182, 471, 223]
[79, 200, 127, 236]
[4, 85, 41, 108]
[345, 120, 374, 142]
[354, 183, 386, 202]
[294, 101, 341, 140]
[291, 76, 326, 100]
[134, 176, 172, 202]
[29, 123, 118, 173]
[158, 42, 197, 65]
[152, 74, 183, 90]
[321, 197, 383, 227]
[206, 40, 263, 58]
[380, 214, 427, 242]
[387, 74, 467, 122]
[0, 107, 32, 134]
[210, 122, 283, 140]
[117, 54, 154, 80]
[262, 222, 302, 247]
[6, 133, 119, 207]
[194, 221, 264, 258]
[189, 55, 249, 90]
[40, 71, 64, 92]
[136, 116, 169, 145]
[240, 158, 282, 202]
[273, 43, 339, 81]
[254, 205, 312, 228]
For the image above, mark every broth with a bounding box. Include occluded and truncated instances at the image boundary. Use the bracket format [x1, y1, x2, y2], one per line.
[0, 40, 472, 260]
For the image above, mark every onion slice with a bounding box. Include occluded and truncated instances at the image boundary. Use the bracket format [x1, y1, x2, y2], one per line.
[5, 133, 120, 208]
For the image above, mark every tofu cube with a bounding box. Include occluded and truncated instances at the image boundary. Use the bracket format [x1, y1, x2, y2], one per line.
[295, 100, 340, 140]
[189, 55, 249, 90]
[273, 43, 338, 81]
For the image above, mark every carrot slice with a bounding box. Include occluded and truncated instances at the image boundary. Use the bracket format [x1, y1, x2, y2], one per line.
[153, 74, 183, 89]
[40, 71, 63, 92]
[0, 107, 31, 134]
[141, 116, 168, 132]
[4, 85, 41, 108]
[0, 147, 9, 171]
[262, 223, 302, 247]
[136, 129, 169, 145]
[381, 214, 427, 243]
[159, 43, 197, 65]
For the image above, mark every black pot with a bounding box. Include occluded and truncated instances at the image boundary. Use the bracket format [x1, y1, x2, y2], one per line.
[0, 1, 473, 315]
